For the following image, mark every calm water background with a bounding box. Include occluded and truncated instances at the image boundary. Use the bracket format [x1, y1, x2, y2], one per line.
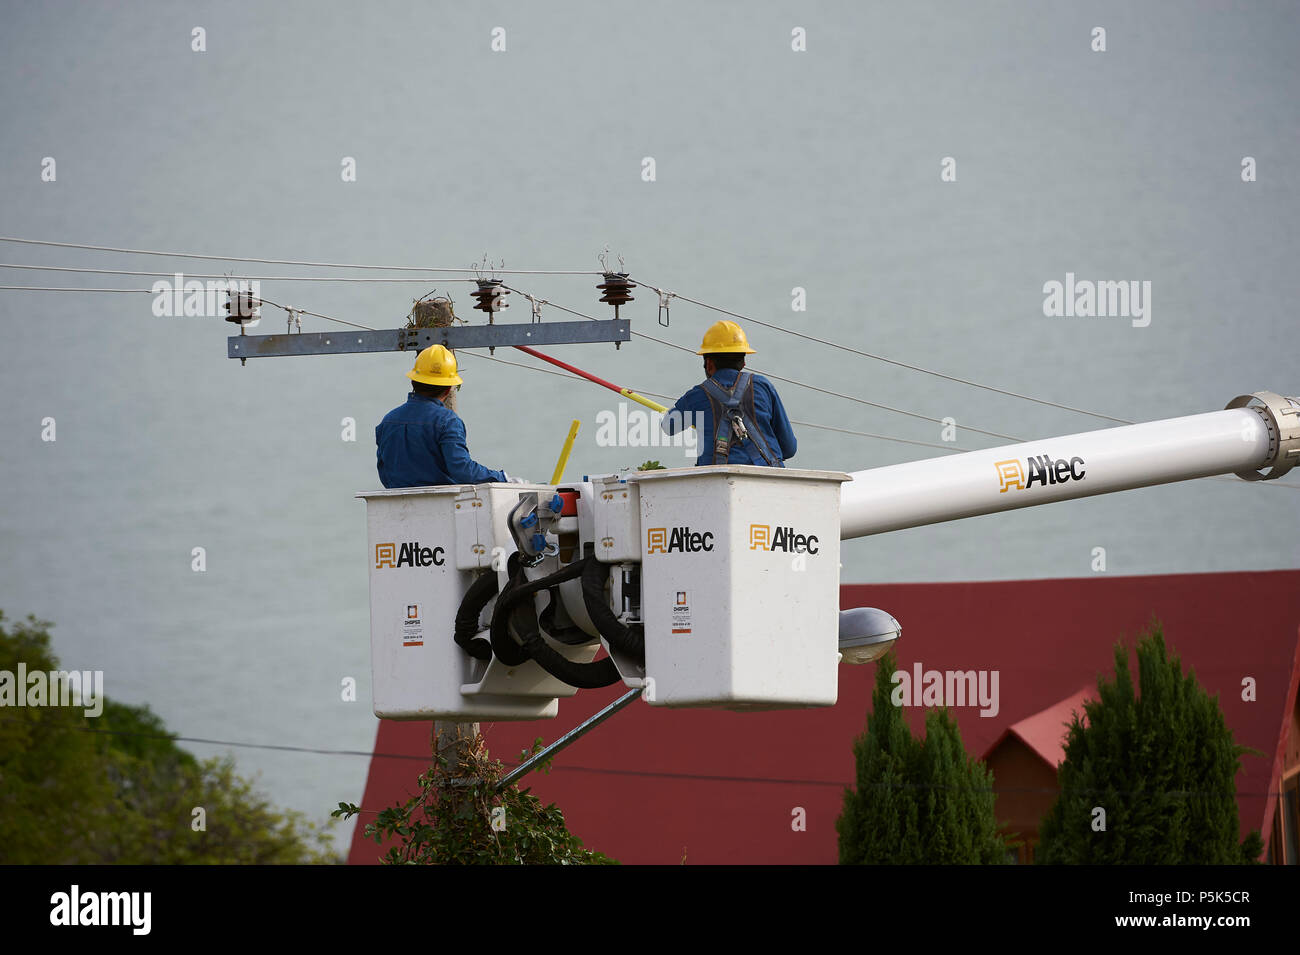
[2, 1, 1297, 854]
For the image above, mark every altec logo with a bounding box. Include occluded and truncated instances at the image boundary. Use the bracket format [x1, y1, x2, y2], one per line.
[375, 541, 446, 568]
[646, 526, 714, 554]
[995, 454, 1086, 493]
[749, 524, 819, 554]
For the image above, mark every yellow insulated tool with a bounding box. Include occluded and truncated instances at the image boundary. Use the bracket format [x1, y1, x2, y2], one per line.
[550, 419, 581, 484]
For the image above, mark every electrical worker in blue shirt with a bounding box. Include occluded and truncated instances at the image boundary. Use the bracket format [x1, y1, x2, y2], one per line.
[376, 345, 520, 488]
[662, 320, 797, 467]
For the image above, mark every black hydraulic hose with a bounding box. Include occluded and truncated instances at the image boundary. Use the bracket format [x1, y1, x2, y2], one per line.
[459, 555, 623, 689]
[490, 556, 591, 666]
[581, 556, 646, 663]
[518, 629, 622, 689]
[539, 586, 594, 646]
[489, 563, 532, 666]
[453, 571, 499, 661]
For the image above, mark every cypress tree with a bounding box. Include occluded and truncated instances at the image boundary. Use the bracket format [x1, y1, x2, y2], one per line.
[837, 652, 1007, 864]
[918, 707, 1005, 864]
[1037, 620, 1263, 864]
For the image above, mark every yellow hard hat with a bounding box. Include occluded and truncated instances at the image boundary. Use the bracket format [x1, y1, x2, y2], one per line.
[407, 344, 463, 386]
[696, 319, 756, 355]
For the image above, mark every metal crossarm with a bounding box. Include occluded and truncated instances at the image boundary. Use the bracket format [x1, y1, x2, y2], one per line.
[227, 319, 630, 360]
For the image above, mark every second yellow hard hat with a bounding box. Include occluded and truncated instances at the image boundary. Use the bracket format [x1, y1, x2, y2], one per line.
[407, 344, 463, 386]
[696, 319, 756, 355]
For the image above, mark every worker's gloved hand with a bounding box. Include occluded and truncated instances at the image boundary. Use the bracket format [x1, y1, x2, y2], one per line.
[502, 472, 531, 484]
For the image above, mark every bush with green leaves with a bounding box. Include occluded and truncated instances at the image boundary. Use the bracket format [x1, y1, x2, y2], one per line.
[837, 651, 1008, 864]
[335, 732, 614, 865]
[1037, 621, 1263, 864]
[0, 609, 337, 864]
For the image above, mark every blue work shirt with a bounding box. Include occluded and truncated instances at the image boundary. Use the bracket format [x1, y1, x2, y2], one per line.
[662, 368, 797, 467]
[376, 392, 507, 488]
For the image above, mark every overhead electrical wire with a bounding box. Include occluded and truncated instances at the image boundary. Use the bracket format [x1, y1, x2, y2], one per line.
[460, 349, 1300, 480]
[0, 235, 1166, 434]
[3, 718, 1284, 797]
[0, 283, 383, 332]
[0, 237, 1290, 481]
[0, 262, 479, 283]
[631, 277, 1136, 426]
[461, 349, 974, 452]
[256, 296, 376, 332]
[501, 282, 1024, 442]
[0, 235, 600, 274]
[4, 280, 1294, 481]
[494, 283, 1300, 487]
[0, 234, 1271, 442]
[44, 259, 986, 451]
[0, 285, 160, 292]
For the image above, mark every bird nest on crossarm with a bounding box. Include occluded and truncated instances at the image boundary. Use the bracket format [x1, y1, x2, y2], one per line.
[408, 293, 462, 329]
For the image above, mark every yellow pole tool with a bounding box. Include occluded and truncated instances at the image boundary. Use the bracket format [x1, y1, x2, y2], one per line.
[550, 419, 581, 484]
[617, 387, 668, 414]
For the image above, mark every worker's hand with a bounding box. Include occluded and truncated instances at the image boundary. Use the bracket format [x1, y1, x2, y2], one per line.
[502, 472, 532, 485]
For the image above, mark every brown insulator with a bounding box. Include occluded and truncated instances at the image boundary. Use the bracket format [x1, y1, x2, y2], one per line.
[224, 290, 262, 324]
[597, 272, 635, 318]
[471, 279, 508, 319]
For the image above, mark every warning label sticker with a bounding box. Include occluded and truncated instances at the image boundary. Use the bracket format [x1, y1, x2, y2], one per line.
[671, 590, 691, 635]
[402, 603, 424, 647]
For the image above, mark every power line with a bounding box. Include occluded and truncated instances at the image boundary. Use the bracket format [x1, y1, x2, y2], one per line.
[0, 715, 424, 762]
[257, 296, 377, 332]
[785, 420, 968, 452]
[632, 277, 1135, 426]
[7, 274, 1289, 485]
[0, 284, 382, 332]
[9, 718, 1281, 798]
[500, 283, 1024, 442]
[757, 366, 1022, 442]
[631, 385, 974, 453]
[0, 285, 159, 293]
[0, 235, 600, 275]
[5, 285, 978, 450]
[464, 351, 975, 452]
[0, 247, 1182, 437]
[0, 235, 1251, 437]
[494, 285, 1300, 485]
[0, 262, 479, 283]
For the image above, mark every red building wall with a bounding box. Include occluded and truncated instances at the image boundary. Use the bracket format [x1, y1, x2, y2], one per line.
[349, 570, 1300, 865]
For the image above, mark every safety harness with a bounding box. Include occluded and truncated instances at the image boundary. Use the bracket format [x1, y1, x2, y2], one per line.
[700, 370, 782, 466]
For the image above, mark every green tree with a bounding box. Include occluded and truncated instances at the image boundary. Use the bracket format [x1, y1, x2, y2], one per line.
[0, 610, 337, 864]
[336, 731, 615, 865]
[837, 651, 1007, 864]
[1037, 620, 1263, 864]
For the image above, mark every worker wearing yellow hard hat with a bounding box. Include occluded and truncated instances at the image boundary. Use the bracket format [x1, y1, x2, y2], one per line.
[662, 320, 797, 467]
[694, 319, 757, 356]
[406, 342, 464, 387]
[376, 345, 525, 487]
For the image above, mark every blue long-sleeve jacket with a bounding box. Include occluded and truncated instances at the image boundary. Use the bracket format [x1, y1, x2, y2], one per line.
[375, 393, 506, 488]
[662, 368, 797, 467]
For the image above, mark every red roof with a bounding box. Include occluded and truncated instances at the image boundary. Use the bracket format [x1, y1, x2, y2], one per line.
[349, 569, 1300, 864]
[982, 685, 1094, 767]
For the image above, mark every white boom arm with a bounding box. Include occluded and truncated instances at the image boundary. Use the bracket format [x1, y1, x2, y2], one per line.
[840, 391, 1299, 540]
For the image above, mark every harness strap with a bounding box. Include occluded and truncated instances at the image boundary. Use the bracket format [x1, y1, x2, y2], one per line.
[700, 370, 779, 466]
